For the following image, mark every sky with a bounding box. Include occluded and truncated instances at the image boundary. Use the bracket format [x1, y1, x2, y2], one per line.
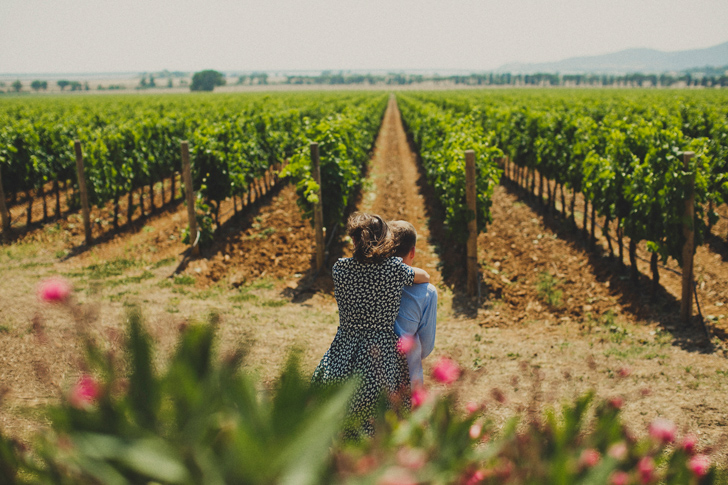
[1, 0, 727, 74]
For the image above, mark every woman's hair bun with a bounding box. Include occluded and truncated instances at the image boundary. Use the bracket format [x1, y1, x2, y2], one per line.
[347, 212, 395, 264]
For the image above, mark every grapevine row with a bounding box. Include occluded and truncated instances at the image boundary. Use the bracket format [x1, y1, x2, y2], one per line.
[402, 90, 728, 285]
[0, 92, 387, 237]
[396, 94, 502, 244]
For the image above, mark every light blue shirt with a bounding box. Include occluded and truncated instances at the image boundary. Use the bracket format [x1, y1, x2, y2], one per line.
[394, 283, 437, 386]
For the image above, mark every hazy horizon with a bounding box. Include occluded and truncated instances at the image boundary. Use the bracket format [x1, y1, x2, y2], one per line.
[2, 0, 727, 75]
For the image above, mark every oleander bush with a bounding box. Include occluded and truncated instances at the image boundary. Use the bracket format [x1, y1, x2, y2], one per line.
[0, 279, 719, 484]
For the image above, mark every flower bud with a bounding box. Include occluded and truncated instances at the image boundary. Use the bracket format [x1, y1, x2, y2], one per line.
[37, 277, 72, 303]
[610, 470, 629, 485]
[397, 335, 415, 355]
[469, 423, 482, 440]
[638, 456, 654, 484]
[579, 448, 601, 468]
[432, 357, 460, 385]
[688, 455, 710, 477]
[411, 387, 428, 408]
[69, 374, 100, 409]
[648, 418, 676, 444]
[680, 433, 698, 455]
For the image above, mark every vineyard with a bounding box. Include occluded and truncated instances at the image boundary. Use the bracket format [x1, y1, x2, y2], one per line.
[0, 92, 386, 242]
[2, 89, 728, 480]
[4, 90, 728, 271]
[398, 89, 728, 265]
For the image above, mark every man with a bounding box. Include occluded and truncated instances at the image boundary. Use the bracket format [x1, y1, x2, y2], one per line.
[390, 220, 437, 388]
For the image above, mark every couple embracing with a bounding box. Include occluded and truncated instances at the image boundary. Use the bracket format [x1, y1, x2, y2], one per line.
[312, 212, 437, 438]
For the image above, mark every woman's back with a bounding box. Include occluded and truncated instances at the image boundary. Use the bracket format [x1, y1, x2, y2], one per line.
[333, 256, 414, 331]
[312, 212, 418, 438]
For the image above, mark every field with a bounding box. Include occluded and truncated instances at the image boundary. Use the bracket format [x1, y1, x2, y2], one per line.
[2, 93, 728, 471]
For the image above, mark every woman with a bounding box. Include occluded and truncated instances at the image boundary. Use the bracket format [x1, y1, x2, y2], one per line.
[312, 212, 430, 438]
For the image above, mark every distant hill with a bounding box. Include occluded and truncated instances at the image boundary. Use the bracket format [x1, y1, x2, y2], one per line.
[498, 42, 728, 74]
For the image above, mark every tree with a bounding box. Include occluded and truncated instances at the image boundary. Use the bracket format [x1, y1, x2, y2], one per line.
[31, 80, 47, 91]
[149, 75, 156, 87]
[12, 80, 22, 92]
[57, 80, 70, 91]
[190, 70, 226, 92]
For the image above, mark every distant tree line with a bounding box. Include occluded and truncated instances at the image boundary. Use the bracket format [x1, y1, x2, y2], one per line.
[3, 66, 725, 96]
[56, 80, 88, 91]
[237, 72, 269, 85]
[286, 71, 386, 85]
[280, 70, 728, 88]
[31, 80, 48, 91]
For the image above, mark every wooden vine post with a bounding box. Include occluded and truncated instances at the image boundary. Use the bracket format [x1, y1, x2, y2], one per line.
[311, 143, 325, 272]
[680, 151, 695, 326]
[465, 150, 478, 296]
[0, 164, 10, 236]
[180, 141, 199, 257]
[73, 140, 92, 245]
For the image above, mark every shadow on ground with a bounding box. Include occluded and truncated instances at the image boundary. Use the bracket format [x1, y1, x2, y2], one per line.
[499, 175, 714, 355]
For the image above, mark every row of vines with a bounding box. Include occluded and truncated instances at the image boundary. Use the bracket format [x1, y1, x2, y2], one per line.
[397, 94, 503, 244]
[398, 90, 728, 287]
[0, 92, 387, 239]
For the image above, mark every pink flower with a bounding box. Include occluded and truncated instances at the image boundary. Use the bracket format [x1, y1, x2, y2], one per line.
[648, 418, 676, 444]
[610, 470, 629, 485]
[466, 402, 479, 414]
[617, 366, 632, 378]
[469, 423, 482, 439]
[638, 457, 654, 484]
[688, 454, 710, 477]
[607, 442, 628, 460]
[432, 357, 460, 385]
[411, 387, 428, 408]
[608, 396, 624, 410]
[69, 374, 100, 408]
[579, 448, 601, 468]
[461, 469, 488, 485]
[37, 277, 72, 303]
[681, 433, 698, 455]
[397, 335, 416, 355]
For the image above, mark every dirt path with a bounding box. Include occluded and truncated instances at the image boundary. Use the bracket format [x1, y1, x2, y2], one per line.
[357, 95, 442, 285]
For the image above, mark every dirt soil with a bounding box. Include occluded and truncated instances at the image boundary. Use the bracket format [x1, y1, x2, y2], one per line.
[1, 96, 728, 465]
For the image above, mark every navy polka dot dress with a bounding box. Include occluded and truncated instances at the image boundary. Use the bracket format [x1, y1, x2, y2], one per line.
[312, 256, 415, 437]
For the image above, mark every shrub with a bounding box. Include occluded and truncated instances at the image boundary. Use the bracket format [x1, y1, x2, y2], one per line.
[0, 301, 354, 484]
[0, 278, 719, 483]
[189, 70, 226, 92]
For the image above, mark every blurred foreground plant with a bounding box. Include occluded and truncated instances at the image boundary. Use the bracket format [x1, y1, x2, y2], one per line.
[335, 387, 717, 485]
[1, 281, 355, 484]
[0, 278, 720, 484]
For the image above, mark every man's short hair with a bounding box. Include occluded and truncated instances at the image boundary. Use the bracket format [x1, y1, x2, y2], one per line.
[389, 220, 417, 259]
